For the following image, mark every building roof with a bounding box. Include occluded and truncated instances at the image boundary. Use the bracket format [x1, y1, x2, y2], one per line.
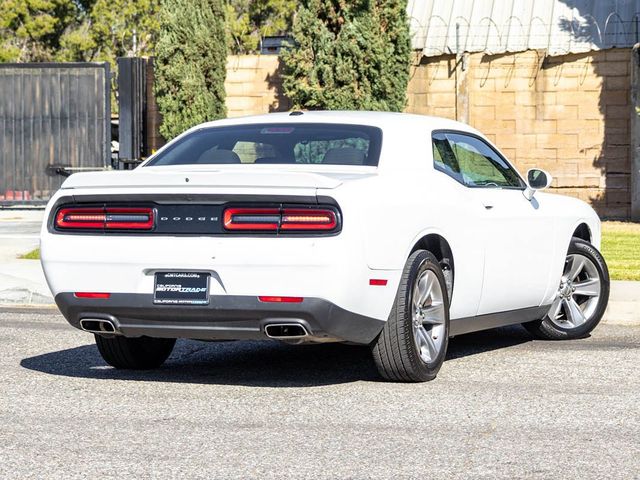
[407, 0, 640, 56]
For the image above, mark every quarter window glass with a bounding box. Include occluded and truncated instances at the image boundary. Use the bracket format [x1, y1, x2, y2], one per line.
[432, 132, 523, 188]
[433, 133, 464, 184]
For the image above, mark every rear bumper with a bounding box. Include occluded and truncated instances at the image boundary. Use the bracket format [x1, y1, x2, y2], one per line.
[55, 293, 385, 344]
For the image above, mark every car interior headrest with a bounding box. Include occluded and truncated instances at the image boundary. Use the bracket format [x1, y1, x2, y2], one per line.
[197, 149, 241, 164]
[322, 147, 366, 165]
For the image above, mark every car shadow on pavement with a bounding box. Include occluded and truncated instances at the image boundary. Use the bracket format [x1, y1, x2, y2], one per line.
[20, 325, 533, 387]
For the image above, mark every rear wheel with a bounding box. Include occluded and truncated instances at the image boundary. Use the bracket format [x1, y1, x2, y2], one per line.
[372, 250, 450, 382]
[95, 335, 176, 369]
[524, 238, 609, 340]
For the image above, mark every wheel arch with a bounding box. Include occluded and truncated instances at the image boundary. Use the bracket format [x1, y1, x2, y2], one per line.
[409, 233, 455, 300]
[572, 222, 592, 243]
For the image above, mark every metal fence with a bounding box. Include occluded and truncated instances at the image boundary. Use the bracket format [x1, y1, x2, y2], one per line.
[0, 63, 111, 205]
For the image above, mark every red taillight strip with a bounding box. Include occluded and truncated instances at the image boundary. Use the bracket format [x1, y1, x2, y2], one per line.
[280, 209, 337, 231]
[56, 208, 105, 229]
[104, 208, 154, 230]
[223, 207, 338, 232]
[223, 208, 280, 230]
[74, 292, 111, 299]
[369, 279, 388, 286]
[258, 296, 304, 303]
[56, 207, 154, 230]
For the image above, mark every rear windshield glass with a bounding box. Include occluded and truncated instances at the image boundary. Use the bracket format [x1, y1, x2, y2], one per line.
[146, 123, 383, 167]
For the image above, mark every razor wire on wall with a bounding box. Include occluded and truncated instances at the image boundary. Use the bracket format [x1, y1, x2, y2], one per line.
[407, 0, 640, 56]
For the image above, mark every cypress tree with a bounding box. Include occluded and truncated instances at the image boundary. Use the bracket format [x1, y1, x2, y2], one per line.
[155, 0, 227, 140]
[281, 0, 411, 112]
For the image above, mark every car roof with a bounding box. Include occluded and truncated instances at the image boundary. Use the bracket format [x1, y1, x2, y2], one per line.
[191, 111, 482, 136]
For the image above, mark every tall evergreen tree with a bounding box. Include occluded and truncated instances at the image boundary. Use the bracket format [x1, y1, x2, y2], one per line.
[57, 0, 160, 64]
[154, 0, 227, 139]
[0, 0, 77, 62]
[226, 0, 296, 54]
[281, 0, 411, 112]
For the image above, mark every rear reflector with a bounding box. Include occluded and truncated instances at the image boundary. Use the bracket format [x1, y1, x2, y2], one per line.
[369, 279, 388, 286]
[224, 207, 337, 232]
[258, 296, 304, 303]
[56, 207, 154, 230]
[74, 292, 111, 299]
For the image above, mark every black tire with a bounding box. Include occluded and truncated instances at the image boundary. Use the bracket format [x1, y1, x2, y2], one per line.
[524, 237, 610, 340]
[371, 250, 450, 382]
[95, 335, 176, 369]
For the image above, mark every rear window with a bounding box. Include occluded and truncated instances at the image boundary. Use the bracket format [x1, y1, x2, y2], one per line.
[146, 123, 383, 167]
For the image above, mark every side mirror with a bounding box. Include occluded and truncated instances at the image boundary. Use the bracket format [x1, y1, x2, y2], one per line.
[523, 168, 552, 200]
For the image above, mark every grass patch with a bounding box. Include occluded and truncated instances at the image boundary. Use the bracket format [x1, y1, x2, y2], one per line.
[19, 248, 40, 260]
[601, 221, 640, 281]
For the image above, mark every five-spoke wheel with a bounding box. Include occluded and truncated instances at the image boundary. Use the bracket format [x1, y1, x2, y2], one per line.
[411, 269, 446, 364]
[547, 253, 602, 329]
[524, 237, 609, 340]
[372, 250, 450, 382]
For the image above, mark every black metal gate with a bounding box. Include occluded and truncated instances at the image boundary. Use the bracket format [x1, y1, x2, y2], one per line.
[0, 62, 111, 205]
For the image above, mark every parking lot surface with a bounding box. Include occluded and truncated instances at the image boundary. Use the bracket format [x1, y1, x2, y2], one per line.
[1, 308, 639, 479]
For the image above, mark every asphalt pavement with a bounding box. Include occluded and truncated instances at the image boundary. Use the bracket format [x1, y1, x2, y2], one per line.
[1, 308, 638, 479]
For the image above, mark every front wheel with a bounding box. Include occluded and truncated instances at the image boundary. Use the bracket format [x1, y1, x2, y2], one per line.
[524, 238, 610, 340]
[95, 335, 176, 369]
[372, 250, 450, 382]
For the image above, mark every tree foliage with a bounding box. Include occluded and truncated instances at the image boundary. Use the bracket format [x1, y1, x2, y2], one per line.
[226, 0, 296, 53]
[57, 0, 160, 64]
[281, 0, 411, 112]
[154, 0, 227, 140]
[0, 0, 159, 65]
[0, 0, 76, 62]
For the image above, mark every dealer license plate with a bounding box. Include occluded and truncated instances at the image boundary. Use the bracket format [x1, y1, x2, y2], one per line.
[153, 272, 209, 305]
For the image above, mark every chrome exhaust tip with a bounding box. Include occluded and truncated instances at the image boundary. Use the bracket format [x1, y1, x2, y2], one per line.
[264, 323, 309, 339]
[79, 318, 118, 335]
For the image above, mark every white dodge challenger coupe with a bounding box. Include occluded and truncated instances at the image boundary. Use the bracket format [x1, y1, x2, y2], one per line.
[40, 111, 609, 382]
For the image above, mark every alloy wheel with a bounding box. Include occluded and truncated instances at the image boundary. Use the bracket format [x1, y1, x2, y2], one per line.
[547, 253, 602, 329]
[411, 269, 447, 363]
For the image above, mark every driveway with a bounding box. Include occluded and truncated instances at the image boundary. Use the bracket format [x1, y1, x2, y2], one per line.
[1, 308, 638, 479]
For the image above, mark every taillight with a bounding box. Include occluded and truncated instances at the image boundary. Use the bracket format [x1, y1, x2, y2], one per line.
[55, 207, 154, 230]
[223, 207, 338, 232]
[223, 208, 280, 230]
[280, 209, 337, 230]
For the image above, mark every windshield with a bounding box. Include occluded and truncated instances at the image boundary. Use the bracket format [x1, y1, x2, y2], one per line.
[145, 123, 383, 167]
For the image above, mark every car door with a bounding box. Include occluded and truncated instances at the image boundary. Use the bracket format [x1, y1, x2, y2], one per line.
[432, 131, 557, 315]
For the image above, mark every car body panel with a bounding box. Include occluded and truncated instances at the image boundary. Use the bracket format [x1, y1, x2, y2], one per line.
[40, 111, 603, 343]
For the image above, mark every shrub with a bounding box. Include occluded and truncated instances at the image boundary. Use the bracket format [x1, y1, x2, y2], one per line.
[155, 0, 227, 139]
[281, 0, 411, 112]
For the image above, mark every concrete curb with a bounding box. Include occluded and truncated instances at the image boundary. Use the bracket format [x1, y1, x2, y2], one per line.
[0, 288, 53, 305]
[603, 281, 640, 326]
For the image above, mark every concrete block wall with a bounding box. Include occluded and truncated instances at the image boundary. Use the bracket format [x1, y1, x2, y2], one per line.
[406, 49, 632, 219]
[225, 55, 290, 118]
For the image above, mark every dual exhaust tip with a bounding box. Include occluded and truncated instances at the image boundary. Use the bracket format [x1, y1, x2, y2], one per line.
[80, 318, 310, 340]
[264, 323, 309, 339]
[79, 318, 118, 334]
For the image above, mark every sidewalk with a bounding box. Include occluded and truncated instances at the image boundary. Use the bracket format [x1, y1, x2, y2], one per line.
[0, 208, 638, 325]
[0, 209, 53, 305]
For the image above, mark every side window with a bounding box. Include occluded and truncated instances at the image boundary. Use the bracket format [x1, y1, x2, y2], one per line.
[432, 132, 524, 188]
